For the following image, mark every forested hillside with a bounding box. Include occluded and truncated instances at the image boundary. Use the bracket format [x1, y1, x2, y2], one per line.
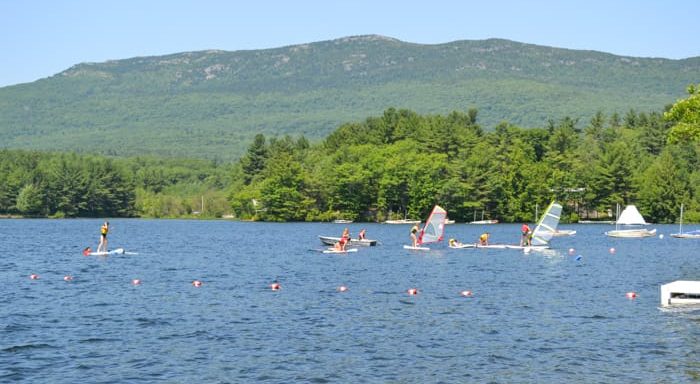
[1, 90, 698, 222]
[1, 35, 698, 160]
[229, 104, 700, 224]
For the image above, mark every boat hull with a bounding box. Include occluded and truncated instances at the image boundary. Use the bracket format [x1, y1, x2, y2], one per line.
[605, 228, 657, 238]
[319, 236, 377, 246]
[384, 219, 421, 224]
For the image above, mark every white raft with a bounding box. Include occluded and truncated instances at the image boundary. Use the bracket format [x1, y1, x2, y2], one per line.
[660, 280, 700, 307]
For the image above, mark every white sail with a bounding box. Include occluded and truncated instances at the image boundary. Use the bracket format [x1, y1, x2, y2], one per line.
[530, 201, 563, 246]
[616, 205, 647, 225]
[418, 205, 447, 245]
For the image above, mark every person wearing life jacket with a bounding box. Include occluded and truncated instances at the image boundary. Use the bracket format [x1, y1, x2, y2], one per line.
[520, 223, 531, 246]
[97, 221, 109, 253]
[338, 227, 350, 251]
[479, 232, 490, 246]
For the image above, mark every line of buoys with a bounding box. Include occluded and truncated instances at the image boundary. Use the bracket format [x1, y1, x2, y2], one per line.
[23, 274, 635, 302]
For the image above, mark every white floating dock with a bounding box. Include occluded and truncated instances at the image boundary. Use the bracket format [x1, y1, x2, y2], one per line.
[660, 280, 700, 307]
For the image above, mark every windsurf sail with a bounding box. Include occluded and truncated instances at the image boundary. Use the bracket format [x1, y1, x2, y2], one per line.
[418, 205, 447, 245]
[530, 201, 563, 246]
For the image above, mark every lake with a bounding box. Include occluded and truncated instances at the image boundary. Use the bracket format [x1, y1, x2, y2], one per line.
[1, 219, 699, 383]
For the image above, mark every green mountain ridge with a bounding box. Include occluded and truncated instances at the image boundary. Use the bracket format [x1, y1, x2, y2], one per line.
[1, 35, 698, 160]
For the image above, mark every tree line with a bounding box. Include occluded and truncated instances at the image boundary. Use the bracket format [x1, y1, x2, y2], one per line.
[0, 152, 233, 218]
[1, 85, 698, 223]
[231, 86, 700, 223]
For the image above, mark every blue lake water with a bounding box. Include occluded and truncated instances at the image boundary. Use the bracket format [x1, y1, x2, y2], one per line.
[1, 219, 699, 383]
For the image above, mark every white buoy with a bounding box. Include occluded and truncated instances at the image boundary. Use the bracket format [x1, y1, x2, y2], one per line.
[659, 234, 664, 239]
[609, 247, 616, 254]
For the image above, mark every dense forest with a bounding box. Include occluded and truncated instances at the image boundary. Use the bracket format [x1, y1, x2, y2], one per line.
[1, 35, 698, 160]
[0, 153, 233, 218]
[1, 86, 698, 223]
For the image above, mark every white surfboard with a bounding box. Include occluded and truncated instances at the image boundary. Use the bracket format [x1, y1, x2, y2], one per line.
[322, 248, 358, 254]
[89, 248, 125, 256]
[403, 245, 430, 251]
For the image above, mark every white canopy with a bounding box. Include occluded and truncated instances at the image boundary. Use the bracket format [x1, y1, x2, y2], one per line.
[617, 205, 647, 225]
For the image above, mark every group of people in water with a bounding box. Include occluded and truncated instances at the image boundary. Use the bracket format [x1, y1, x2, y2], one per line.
[446, 223, 533, 247]
[333, 227, 367, 251]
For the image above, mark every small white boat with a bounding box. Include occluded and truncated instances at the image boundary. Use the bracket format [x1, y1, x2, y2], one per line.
[552, 229, 577, 237]
[578, 220, 615, 224]
[384, 219, 421, 224]
[318, 235, 377, 247]
[605, 228, 657, 238]
[660, 280, 700, 307]
[469, 219, 499, 224]
[671, 230, 700, 239]
[605, 204, 656, 238]
[444, 218, 455, 225]
[670, 204, 700, 239]
[469, 210, 498, 224]
[332, 219, 353, 224]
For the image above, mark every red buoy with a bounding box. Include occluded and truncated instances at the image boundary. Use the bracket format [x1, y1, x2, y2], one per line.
[64, 275, 73, 281]
[460, 290, 473, 297]
[626, 291, 637, 299]
[407, 288, 419, 296]
[192, 280, 203, 287]
[270, 282, 281, 291]
[29, 274, 39, 280]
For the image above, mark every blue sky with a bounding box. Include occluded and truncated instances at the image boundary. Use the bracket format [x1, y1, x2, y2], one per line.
[1, 0, 698, 87]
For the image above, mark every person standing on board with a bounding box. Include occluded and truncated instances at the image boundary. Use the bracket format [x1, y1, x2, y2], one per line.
[410, 224, 420, 247]
[97, 221, 109, 253]
[520, 223, 531, 246]
[338, 227, 350, 251]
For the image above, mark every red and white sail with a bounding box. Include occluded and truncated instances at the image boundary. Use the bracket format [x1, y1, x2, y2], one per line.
[418, 205, 447, 245]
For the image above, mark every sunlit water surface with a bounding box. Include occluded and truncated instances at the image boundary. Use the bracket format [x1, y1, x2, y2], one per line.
[1, 219, 699, 383]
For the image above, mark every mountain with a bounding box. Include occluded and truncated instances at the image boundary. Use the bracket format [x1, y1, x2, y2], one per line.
[0, 35, 698, 160]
